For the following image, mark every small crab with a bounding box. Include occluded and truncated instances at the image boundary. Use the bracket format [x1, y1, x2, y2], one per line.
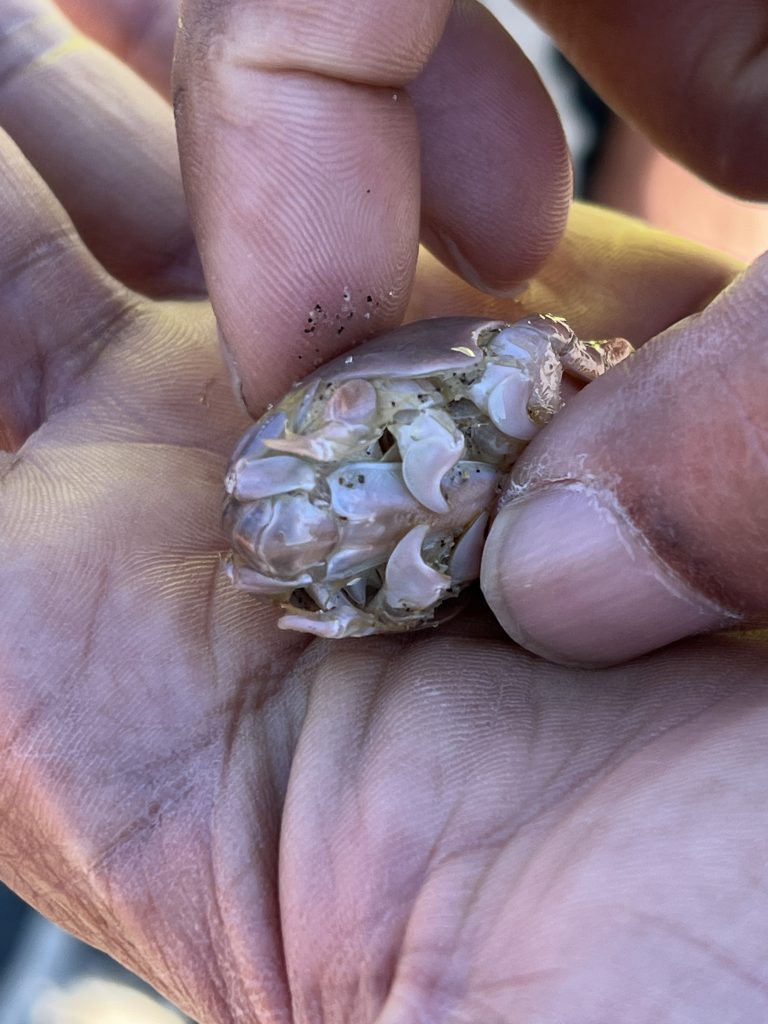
[224, 315, 632, 637]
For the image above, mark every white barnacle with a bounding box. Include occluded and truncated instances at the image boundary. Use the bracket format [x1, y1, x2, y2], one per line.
[467, 363, 538, 440]
[448, 512, 489, 585]
[389, 409, 465, 513]
[223, 315, 633, 637]
[226, 454, 316, 501]
[327, 463, 416, 522]
[380, 524, 450, 612]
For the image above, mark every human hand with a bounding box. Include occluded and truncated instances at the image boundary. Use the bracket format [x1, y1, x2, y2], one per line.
[3, 171, 767, 1024]
[0, 0, 201, 297]
[171, 0, 768, 664]
[172, 0, 575, 410]
[3, 130, 767, 1024]
[471, 0, 768, 663]
[4, 8, 768, 1024]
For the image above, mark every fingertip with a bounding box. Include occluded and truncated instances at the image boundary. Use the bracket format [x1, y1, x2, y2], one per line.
[176, 67, 421, 409]
[480, 486, 732, 666]
[411, 0, 571, 292]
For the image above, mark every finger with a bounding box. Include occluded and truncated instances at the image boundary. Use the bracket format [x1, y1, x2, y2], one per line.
[409, 0, 571, 294]
[408, 202, 739, 342]
[0, 1, 202, 296]
[175, 0, 570, 413]
[0, 127, 135, 449]
[55, 0, 177, 95]
[480, 252, 768, 666]
[175, 0, 452, 413]
[518, 0, 768, 199]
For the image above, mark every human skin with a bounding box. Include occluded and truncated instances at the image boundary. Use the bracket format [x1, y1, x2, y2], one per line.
[4, 150, 768, 1020]
[66, 0, 764, 665]
[1, 3, 768, 1023]
[169, 0, 768, 665]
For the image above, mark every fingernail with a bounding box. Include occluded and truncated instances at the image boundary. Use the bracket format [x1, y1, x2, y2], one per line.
[428, 228, 529, 299]
[480, 486, 733, 666]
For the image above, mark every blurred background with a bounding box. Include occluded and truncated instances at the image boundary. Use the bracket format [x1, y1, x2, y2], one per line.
[0, 890, 188, 1020]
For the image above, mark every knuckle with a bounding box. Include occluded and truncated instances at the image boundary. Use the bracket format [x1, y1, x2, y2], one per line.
[178, 0, 451, 84]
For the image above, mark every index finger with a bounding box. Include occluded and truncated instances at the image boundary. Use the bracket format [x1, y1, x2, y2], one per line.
[174, 0, 570, 412]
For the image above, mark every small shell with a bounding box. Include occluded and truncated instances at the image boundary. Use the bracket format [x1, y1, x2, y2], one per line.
[224, 315, 633, 637]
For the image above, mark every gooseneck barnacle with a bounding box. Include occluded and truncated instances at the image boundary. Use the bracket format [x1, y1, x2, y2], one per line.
[223, 315, 633, 637]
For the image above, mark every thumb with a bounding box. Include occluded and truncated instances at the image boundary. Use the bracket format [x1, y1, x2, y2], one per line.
[480, 255, 768, 666]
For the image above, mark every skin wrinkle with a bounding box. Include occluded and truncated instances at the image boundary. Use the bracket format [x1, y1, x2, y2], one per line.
[10, 802, 122, 947]
[180, 0, 452, 85]
[627, 909, 768, 999]
[281, 647, 399, 1022]
[86, 781, 196, 881]
[144, 887, 225, 1021]
[403, 729, 593, 962]
[301, 659, 518, 1019]
[141, 890, 187, 1010]
[48, 297, 140, 396]
[717, 367, 768, 474]
[0, 221, 78, 282]
[211, 787, 286, 1020]
[402, 675, 762, 1022]
[0, 348, 46, 448]
[391, 942, 474, 1016]
[390, 887, 572, 1024]
[77, 560, 110, 678]
[547, 677, 765, 835]
[402, 972, 544, 1024]
[206, 844, 244, 1019]
[0, 178, 139, 440]
[318, 642, 759, 1021]
[90, 798, 235, 1019]
[0, 688, 60, 790]
[200, 555, 226, 692]
[209, 650, 316, 1022]
[218, 669, 271, 777]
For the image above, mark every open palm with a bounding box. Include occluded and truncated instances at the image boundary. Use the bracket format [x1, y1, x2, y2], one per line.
[2, 5, 768, 1024]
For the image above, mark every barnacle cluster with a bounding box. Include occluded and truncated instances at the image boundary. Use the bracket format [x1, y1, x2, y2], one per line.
[224, 315, 632, 637]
